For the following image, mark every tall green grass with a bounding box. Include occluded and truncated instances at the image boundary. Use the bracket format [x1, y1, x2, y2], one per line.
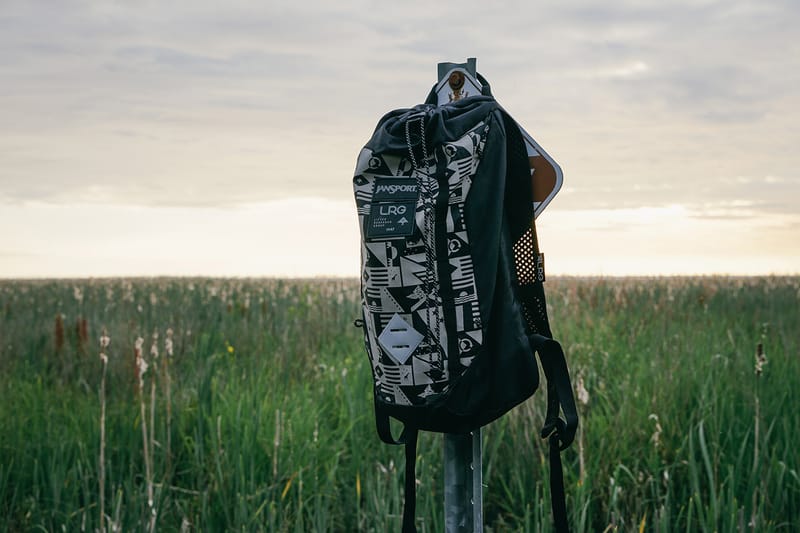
[0, 277, 797, 531]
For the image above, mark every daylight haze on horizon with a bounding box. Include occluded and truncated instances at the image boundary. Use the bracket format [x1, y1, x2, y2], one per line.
[2, 0, 798, 278]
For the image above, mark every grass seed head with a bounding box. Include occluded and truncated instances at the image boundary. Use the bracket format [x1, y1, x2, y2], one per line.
[135, 336, 148, 385]
[576, 375, 590, 406]
[165, 328, 174, 357]
[99, 327, 110, 364]
[77, 317, 89, 347]
[54, 314, 65, 352]
[99, 330, 111, 349]
[649, 414, 662, 449]
[150, 331, 159, 359]
[754, 342, 767, 376]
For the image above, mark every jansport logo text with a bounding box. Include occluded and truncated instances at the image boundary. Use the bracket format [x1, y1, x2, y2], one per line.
[375, 184, 417, 195]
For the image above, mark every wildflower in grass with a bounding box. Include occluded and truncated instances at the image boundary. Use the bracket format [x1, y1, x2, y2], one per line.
[134, 334, 156, 532]
[377, 460, 396, 476]
[576, 375, 589, 406]
[148, 331, 159, 469]
[648, 414, 662, 449]
[164, 328, 174, 357]
[99, 330, 111, 363]
[753, 340, 768, 489]
[99, 330, 111, 356]
[150, 331, 159, 360]
[575, 372, 589, 485]
[164, 328, 174, 472]
[754, 343, 767, 376]
[98, 328, 110, 532]
[74, 286, 83, 304]
[135, 336, 147, 387]
[135, 336, 143, 355]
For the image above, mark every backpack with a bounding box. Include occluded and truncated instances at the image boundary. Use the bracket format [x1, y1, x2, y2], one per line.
[352, 74, 578, 533]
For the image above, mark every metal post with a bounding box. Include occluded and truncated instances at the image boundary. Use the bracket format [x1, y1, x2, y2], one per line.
[434, 57, 562, 532]
[443, 429, 483, 532]
[435, 59, 484, 533]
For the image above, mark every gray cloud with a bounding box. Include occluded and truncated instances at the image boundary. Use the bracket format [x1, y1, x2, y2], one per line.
[0, 0, 798, 217]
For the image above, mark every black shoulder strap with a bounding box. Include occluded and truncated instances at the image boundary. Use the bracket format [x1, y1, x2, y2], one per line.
[500, 110, 579, 533]
[519, 218, 578, 533]
[528, 334, 578, 532]
[374, 400, 419, 533]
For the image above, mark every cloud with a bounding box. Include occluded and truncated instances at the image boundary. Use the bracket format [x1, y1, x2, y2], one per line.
[1, 0, 796, 278]
[0, 0, 797, 222]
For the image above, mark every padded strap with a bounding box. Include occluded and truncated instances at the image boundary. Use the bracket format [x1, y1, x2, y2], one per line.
[375, 397, 407, 445]
[529, 334, 578, 449]
[529, 334, 578, 533]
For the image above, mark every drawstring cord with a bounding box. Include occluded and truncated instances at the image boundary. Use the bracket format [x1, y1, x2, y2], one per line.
[405, 114, 442, 370]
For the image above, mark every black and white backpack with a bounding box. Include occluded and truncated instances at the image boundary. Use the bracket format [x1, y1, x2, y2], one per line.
[353, 75, 578, 533]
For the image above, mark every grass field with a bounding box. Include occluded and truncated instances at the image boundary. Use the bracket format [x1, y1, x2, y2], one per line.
[0, 276, 798, 532]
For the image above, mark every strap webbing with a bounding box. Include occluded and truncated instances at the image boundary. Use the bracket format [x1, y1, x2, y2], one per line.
[402, 428, 419, 533]
[549, 434, 569, 533]
[505, 116, 576, 531]
[531, 334, 578, 450]
[374, 399, 419, 533]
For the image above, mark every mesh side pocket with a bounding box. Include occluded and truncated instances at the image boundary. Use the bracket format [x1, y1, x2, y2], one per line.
[513, 228, 538, 286]
[513, 227, 548, 335]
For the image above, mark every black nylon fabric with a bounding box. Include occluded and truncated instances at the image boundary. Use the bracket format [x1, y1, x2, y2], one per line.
[366, 96, 497, 159]
[443, 109, 540, 423]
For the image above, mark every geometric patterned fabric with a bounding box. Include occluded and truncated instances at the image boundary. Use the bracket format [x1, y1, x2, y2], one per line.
[354, 116, 490, 406]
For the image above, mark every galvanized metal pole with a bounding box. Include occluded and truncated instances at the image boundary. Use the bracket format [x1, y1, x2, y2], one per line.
[443, 429, 483, 532]
[435, 59, 484, 532]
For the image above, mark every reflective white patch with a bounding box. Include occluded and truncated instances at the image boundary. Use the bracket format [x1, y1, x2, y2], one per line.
[378, 313, 423, 365]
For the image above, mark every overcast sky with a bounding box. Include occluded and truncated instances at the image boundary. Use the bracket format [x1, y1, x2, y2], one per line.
[1, 0, 798, 277]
